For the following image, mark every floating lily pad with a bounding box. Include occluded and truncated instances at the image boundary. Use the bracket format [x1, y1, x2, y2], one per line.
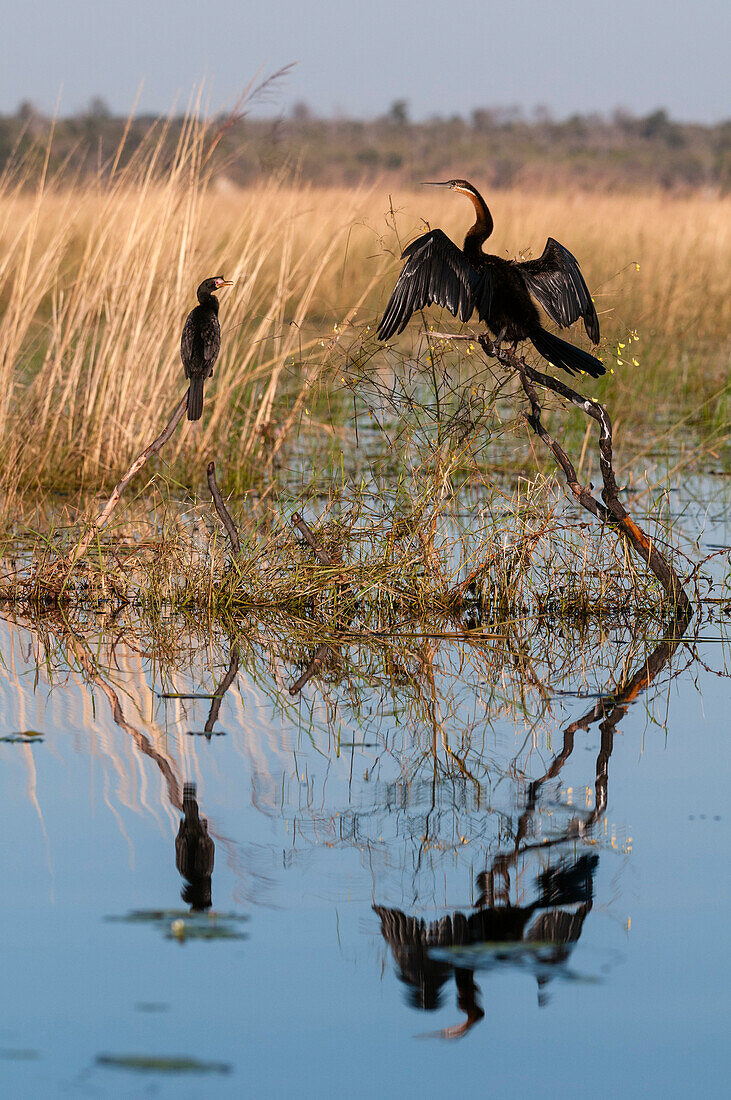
[165, 921, 246, 942]
[107, 908, 248, 941]
[108, 908, 248, 923]
[0, 731, 45, 744]
[96, 1053, 231, 1075]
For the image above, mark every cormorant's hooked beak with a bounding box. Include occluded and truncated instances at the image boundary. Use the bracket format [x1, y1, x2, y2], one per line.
[214, 278, 234, 290]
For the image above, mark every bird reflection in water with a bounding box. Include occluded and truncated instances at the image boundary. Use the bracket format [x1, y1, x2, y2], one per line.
[375, 853, 597, 1037]
[175, 783, 215, 912]
[374, 610, 692, 1037]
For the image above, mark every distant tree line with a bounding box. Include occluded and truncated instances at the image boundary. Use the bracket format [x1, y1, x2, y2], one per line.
[2, 98, 729, 192]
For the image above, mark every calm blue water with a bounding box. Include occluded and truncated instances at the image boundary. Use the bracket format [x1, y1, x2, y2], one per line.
[0, 480, 729, 1098]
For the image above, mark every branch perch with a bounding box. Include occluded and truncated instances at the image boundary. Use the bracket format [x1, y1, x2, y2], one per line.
[64, 389, 190, 572]
[469, 334, 692, 618]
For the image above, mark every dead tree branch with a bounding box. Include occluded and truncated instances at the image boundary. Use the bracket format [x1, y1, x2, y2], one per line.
[286, 509, 358, 693]
[291, 509, 355, 603]
[64, 390, 190, 572]
[475, 335, 693, 619]
[207, 461, 241, 557]
[291, 511, 334, 565]
[289, 643, 332, 695]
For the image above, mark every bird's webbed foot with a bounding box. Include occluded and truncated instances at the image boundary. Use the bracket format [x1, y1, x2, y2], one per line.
[489, 326, 510, 356]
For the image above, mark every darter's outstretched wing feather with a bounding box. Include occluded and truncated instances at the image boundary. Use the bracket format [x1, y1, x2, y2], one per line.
[518, 237, 600, 343]
[377, 229, 491, 340]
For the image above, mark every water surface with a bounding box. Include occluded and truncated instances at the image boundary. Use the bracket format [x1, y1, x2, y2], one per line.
[0, 476, 728, 1098]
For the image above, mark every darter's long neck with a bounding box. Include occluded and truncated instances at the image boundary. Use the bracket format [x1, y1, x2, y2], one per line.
[461, 187, 494, 262]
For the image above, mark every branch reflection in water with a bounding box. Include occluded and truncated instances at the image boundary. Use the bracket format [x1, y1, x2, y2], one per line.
[0, 598, 705, 1035]
[373, 609, 692, 1037]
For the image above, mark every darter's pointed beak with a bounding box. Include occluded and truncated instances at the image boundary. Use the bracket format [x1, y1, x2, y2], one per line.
[421, 181, 451, 187]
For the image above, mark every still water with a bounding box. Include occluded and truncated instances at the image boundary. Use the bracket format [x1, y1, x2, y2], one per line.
[1, 480, 728, 1098]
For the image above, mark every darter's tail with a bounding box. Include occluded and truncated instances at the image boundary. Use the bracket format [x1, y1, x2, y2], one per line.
[530, 328, 605, 379]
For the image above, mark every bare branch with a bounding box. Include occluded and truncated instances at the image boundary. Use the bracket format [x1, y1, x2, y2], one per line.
[473, 335, 693, 619]
[291, 511, 334, 566]
[64, 390, 190, 572]
[207, 461, 241, 557]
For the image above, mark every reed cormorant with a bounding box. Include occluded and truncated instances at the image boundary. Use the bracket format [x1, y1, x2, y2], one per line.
[377, 180, 604, 378]
[180, 276, 233, 421]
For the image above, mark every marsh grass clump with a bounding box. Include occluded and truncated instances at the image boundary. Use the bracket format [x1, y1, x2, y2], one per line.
[0, 297, 700, 624]
[0, 460, 671, 627]
[9, 584, 703, 786]
[0, 134, 728, 513]
[0, 101, 381, 501]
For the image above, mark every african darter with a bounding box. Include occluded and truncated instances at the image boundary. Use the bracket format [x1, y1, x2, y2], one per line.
[377, 180, 604, 378]
[180, 276, 233, 421]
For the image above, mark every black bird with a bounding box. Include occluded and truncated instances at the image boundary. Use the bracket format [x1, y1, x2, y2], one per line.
[180, 276, 233, 421]
[377, 180, 604, 378]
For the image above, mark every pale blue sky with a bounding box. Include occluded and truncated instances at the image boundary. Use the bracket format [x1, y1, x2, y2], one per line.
[4, 0, 728, 121]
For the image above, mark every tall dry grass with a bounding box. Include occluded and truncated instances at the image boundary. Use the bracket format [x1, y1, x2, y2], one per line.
[0, 115, 729, 505]
[0, 111, 380, 499]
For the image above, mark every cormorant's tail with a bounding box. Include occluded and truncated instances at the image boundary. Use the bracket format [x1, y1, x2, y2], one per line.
[529, 328, 605, 379]
[187, 378, 204, 421]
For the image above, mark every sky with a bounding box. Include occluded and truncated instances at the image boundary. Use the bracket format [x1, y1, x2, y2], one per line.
[3, 0, 729, 122]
